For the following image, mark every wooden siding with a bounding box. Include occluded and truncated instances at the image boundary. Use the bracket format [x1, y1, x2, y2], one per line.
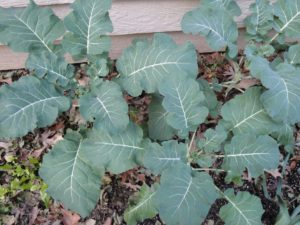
[0, 0, 252, 70]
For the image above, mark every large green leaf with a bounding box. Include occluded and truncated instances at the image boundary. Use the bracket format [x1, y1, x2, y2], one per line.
[221, 87, 280, 135]
[147, 96, 176, 141]
[220, 189, 264, 225]
[26, 52, 75, 87]
[81, 123, 145, 174]
[0, 76, 70, 139]
[124, 185, 157, 225]
[244, 0, 273, 37]
[79, 81, 129, 134]
[143, 140, 187, 175]
[116, 33, 198, 97]
[154, 163, 219, 225]
[197, 126, 227, 153]
[273, 0, 300, 39]
[181, 6, 238, 57]
[62, 0, 113, 59]
[251, 61, 300, 124]
[159, 76, 209, 135]
[223, 134, 280, 178]
[39, 132, 102, 217]
[0, 1, 64, 53]
[201, 0, 241, 16]
[287, 44, 300, 66]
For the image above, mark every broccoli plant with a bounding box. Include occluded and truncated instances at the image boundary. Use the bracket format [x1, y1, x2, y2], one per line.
[0, 0, 299, 224]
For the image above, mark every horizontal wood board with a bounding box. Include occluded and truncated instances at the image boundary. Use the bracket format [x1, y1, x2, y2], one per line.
[0, 0, 252, 70]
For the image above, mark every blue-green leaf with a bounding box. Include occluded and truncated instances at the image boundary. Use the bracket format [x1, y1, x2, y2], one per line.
[154, 163, 219, 225]
[39, 132, 102, 217]
[62, 0, 113, 59]
[223, 134, 280, 178]
[197, 126, 227, 153]
[0, 1, 64, 53]
[143, 140, 187, 175]
[182, 6, 238, 57]
[201, 0, 241, 16]
[220, 189, 264, 225]
[287, 44, 300, 66]
[147, 96, 176, 141]
[26, 52, 75, 87]
[0, 76, 70, 139]
[79, 81, 129, 134]
[272, 0, 300, 40]
[251, 61, 300, 124]
[81, 123, 145, 174]
[159, 76, 208, 135]
[221, 87, 280, 135]
[116, 33, 198, 97]
[244, 0, 273, 38]
[124, 185, 157, 225]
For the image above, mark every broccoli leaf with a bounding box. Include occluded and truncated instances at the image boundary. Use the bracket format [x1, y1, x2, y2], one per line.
[223, 134, 280, 178]
[0, 76, 70, 139]
[39, 132, 102, 217]
[116, 33, 198, 97]
[79, 80, 129, 134]
[220, 189, 264, 225]
[62, 0, 113, 59]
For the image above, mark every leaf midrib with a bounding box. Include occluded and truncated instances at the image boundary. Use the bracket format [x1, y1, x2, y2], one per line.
[223, 194, 251, 225]
[128, 62, 191, 77]
[279, 9, 300, 32]
[31, 63, 69, 82]
[2, 96, 62, 123]
[126, 192, 156, 215]
[14, 15, 53, 53]
[233, 109, 264, 129]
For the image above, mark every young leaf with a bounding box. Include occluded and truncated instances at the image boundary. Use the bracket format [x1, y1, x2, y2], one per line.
[223, 134, 280, 178]
[154, 163, 219, 225]
[244, 0, 273, 37]
[79, 80, 129, 134]
[197, 126, 227, 153]
[197, 78, 219, 117]
[0, 1, 64, 53]
[124, 184, 157, 225]
[0, 76, 70, 139]
[201, 0, 242, 16]
[147, 96, 176, 141]
[87, 54, 110, 77]
[26, 52, 75, 87]
[272, 0, 300, 40]
[39, 132, 102, 217]
[273, 124, 295, 145]
[251, 61, 300, 124]
[181, 6, 238, 57]
[143, 140, 187, 175]
[220, 189, 264, 225]
[81, 123, 145, 174]
[159, 76, 209, 135]
[116, 33, 198, 97]
[62, 0, 113, 59]
[287, 44, 300, 65]
[221, 87, 280, 135]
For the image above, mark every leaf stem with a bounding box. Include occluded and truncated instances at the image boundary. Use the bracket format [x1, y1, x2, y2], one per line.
[188, 131, 197, 153]
[192, 168, 225, 172]
[269, 33, 280, 44]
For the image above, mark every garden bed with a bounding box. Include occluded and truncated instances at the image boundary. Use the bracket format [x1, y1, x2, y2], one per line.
[1, 52, 299, 225]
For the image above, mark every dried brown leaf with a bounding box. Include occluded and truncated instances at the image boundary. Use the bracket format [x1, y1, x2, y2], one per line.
[62, 210, 80, 225]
